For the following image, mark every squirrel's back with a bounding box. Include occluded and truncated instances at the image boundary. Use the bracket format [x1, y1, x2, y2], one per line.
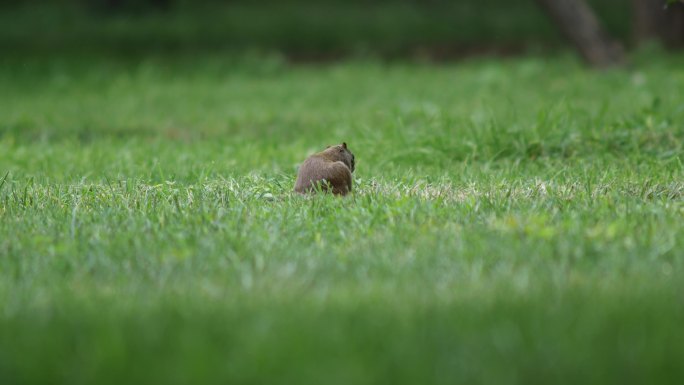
[294, 143, 355, 196]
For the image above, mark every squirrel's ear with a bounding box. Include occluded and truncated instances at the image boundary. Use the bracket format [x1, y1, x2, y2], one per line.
[342, 142, 347, 149]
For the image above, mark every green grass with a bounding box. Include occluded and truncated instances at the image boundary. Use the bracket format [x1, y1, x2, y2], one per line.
[1, 52, 684, 384]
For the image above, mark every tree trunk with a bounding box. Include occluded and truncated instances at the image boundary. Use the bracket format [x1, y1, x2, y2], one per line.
[535, 0, 625, 68]
[633, 0, 684, 48]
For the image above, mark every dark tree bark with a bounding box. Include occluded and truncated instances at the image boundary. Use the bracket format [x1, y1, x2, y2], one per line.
[535, 0, 625, 68]
[633, 0, 684, 48]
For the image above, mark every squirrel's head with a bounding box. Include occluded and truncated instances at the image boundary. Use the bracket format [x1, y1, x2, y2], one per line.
[324, 142, 355, 172]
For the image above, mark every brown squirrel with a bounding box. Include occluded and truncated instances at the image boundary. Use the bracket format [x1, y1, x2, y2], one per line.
[294, 142, 355, 196]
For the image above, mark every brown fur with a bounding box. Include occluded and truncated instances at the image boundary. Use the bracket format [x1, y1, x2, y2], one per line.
[294, 143, 355, 196]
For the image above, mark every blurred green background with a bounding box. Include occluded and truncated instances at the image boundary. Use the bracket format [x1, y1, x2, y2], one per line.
[1, 0, 629, 60]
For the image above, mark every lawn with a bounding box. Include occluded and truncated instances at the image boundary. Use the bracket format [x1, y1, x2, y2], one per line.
[1, 52, 684, 384]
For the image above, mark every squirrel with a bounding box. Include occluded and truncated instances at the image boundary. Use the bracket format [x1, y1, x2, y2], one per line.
[294, 142, 355, 196]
